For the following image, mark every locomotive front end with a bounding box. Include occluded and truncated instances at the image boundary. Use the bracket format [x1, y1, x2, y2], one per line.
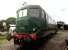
[12, 5, 47, 50]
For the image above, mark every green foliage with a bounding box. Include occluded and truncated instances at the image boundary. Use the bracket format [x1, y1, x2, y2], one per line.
[6, 17, 16, 24]
[0, 20, 6, 31]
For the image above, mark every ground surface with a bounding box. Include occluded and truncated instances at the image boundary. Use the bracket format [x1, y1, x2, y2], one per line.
[40, 30, 67, 50]
[0, 30, 68, 50]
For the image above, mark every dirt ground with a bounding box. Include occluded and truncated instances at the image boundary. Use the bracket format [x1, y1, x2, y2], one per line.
[40, 30, 68, 50]
[0, 40, 15, 50]
[0, 30, 68, 50]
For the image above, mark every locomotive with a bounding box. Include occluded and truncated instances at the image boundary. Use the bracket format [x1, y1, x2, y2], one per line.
[7, 5, 61, 50]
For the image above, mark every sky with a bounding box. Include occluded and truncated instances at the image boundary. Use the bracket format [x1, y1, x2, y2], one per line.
[0, 0, 68, 24]
[0, 0, 17, 20]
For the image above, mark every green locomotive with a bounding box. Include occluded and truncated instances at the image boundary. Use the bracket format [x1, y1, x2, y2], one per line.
[8, 5, 60, 50]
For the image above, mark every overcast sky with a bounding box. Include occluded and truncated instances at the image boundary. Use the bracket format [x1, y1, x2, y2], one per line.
[0, 0, 68, 24]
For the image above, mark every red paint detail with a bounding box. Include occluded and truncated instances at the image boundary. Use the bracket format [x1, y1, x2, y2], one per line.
[14, 34, 30, 39]
[13, 32, 39, 40]
[30, 34, 38, 40]
[15, 34, 23, 39]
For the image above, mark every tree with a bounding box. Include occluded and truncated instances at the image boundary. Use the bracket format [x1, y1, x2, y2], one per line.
[6, 17, 16, 24]
[0, 20, 6, 31]
[6, 17, 16, 31]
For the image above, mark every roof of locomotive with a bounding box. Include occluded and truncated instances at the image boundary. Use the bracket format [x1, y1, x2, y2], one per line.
[17, 5, 42, 12]
[22, 5, 41, 9]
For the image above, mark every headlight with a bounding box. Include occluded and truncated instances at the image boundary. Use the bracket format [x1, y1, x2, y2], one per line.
[33, 28, 36, 31]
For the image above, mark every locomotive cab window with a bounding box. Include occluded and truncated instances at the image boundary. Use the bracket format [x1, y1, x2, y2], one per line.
[19, 9, 27, 17]
[28, 8, 41, 18]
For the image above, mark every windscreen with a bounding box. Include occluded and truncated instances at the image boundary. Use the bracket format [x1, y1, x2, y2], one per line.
[28, 8, 41, 17]
[18, 8, 41, 18]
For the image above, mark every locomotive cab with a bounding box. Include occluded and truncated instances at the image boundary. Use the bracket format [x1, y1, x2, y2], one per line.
[17, 5, 46, 21]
